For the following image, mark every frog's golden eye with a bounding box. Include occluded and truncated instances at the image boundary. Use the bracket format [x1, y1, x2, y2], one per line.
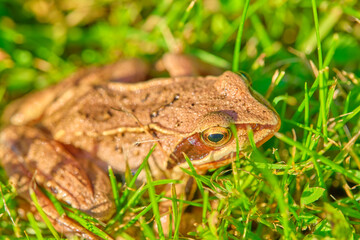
[201, 127, 232, 147]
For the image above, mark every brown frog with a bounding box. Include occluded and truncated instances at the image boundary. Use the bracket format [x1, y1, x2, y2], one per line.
[0, 54, 280, 239]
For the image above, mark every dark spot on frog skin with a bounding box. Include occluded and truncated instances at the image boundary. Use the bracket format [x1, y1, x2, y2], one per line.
[151, 131, 158, 138]
[114, 145, 123, 153]
[141, 93, 150, 102]
[150, 94, 180, 119]
[106, 109, 113, 117]
[49, 186, 58, 194]
[79, 106, 113, 122]
[175, 120, 182, 127]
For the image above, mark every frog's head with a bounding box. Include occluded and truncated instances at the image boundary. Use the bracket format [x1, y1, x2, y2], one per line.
[168, 71, 281, 171]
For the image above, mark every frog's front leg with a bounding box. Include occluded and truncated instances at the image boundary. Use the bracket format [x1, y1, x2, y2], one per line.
[0, 125, 116, 239]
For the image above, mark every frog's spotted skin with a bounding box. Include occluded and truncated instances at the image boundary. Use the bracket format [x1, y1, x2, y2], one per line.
[0, 54, 280, 239]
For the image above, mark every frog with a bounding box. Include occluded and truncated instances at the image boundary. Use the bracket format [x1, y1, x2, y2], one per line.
[0, 53, 281, 239]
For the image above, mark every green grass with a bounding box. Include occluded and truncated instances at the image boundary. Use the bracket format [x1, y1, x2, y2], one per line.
[1, 0, 360, 239]
[29, 188, 60, 240]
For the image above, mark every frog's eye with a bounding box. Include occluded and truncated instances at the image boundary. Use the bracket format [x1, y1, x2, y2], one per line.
[201, 127, 232, 147]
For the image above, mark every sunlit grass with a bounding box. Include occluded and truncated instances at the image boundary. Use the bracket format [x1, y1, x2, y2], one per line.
[1, 0, 360, 239]
[232, 0, 250, 72]
[29, 189, 60, 240]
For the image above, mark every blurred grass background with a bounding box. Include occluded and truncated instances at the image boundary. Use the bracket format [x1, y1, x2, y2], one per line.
[1, 0, 360, 239]
[1, 0, 358, 103]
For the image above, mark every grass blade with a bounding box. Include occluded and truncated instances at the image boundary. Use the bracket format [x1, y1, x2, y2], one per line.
[144, 145, 164, 239]
[29, 188, 60, 240]
[108, 166, 121, 211]
[139, 218, 156, 240]
[247, 129, 291, 239]
[123, 200, 154, 230]
[202, 190, 209, 224]
[66, 211, 113, 240]
[275, 132, 360, 184]
[171, 184, 182, 239]
[118, 145, 157, 209]
[27, 212, 44, 240]
[108, 145, 157, 226]
[232, 0, 251, 72]
[311, 0, 328, 140]
[183, 153, 205, 197]
[177, 0, 196, 32]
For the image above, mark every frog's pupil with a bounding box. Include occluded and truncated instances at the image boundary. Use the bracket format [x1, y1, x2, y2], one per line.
[208, 133, 224, 143]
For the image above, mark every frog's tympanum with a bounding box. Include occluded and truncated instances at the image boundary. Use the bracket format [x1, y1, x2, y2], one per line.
[0, 54, 280, 239]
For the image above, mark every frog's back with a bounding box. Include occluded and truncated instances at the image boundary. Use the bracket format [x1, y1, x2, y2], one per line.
[42, 75, 219, 136]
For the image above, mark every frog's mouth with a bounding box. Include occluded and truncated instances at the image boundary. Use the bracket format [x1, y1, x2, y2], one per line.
[167, 121, 280, 170]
